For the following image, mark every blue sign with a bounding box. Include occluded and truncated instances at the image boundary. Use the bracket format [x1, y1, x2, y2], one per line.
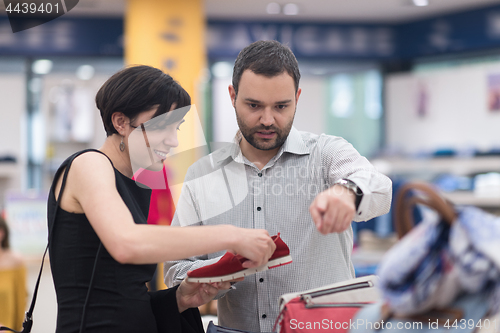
[2, 4, 500, 59]
[398, 4, 500, 59]
[206, 21, 397, 60]
[0, 16, 123, 56]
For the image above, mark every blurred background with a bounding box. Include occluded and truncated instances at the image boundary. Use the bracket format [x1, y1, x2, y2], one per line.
[2, 0, 500, 331]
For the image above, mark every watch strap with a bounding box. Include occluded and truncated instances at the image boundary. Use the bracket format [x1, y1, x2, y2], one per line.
[335, 179, 363, 211]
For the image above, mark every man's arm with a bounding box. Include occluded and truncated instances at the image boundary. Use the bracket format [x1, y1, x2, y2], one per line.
[309, 183, 358, 234]
[164, 252, 223, 287]
[310, 135, 392, 234]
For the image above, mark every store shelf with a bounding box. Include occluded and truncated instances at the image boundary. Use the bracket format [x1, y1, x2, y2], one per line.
[371, 156, 500, 209]
[442, 191, 500, 207]
[372, 156, 500, 176]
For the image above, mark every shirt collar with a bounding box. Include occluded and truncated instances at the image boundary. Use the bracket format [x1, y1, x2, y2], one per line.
[212, 126, 310, 165]
[281, 126, 310, 155]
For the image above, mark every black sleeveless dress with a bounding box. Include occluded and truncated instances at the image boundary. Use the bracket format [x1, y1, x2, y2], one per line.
[47, 150, 203, 333]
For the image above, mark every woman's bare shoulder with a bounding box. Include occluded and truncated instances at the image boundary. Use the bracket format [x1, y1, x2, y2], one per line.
[69, 151, 116, 181]
[54, 151, 116, 213]
[57, 151, 113, 178]
[72, 150, 113, 169]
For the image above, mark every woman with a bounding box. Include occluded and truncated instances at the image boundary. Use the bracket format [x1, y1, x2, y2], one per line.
[48, 65, 275, 333]
[0, 216, 27, 332]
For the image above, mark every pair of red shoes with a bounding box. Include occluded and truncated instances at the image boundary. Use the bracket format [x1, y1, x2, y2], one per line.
[187, 233, 292, 283]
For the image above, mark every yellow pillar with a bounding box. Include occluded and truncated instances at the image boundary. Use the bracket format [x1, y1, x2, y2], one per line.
[125, 0, 206, 289]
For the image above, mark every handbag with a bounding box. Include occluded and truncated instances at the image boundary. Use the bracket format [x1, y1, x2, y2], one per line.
[0, 150, 103, 333]
[149, 286, 205, 333]
[349, 291, 492, 333]
[381, 181, 500, 315]
[273, 275, 380, 333]
[349, 181, 500, 333]
[206, 320, 271, 333]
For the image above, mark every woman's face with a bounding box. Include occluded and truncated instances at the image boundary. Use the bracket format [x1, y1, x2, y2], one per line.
[127, 104, 185, 172]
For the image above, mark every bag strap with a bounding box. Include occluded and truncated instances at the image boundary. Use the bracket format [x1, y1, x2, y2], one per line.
[0, 160, 73, 332]
[394, 181, 456, 239]
[79, 243, 103, 333]
[373, 181, 457, 327]
[0, 149, 109, 333]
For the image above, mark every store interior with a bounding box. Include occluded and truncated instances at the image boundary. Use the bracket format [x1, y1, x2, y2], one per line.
[2, 0, 500, 331]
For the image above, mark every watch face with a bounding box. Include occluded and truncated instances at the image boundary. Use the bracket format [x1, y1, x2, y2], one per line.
[338, 179, 350, 186]
[337, 179, 358, 192]
[336, 179, 362, 210]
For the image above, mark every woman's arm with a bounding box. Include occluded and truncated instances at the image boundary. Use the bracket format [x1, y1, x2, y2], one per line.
[56, 152, 275, 265]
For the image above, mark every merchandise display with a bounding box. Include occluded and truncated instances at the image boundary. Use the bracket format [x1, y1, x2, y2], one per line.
[274, 275, 380, 333]
[347, 181, 500, 333]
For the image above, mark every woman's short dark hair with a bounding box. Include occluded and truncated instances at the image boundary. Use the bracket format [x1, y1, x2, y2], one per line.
[96, 65, 191, 136]
[0, 216, 10, 250]
[232, 40, 301, 96]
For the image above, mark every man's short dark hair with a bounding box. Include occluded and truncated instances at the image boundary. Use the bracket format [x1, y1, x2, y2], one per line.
[96, 65, 191, 136]
[232, 40, 301, 96]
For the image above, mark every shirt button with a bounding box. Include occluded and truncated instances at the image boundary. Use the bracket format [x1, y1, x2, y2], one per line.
[359, 211, 362, 215]
[259, 278, 264, 282]
[258, 172, 262, 177]
[262, 314, 267, 319]
[257, 207, 261, 211]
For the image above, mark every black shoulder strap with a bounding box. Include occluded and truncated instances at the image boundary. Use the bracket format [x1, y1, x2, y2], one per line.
[0, 149, 110, 333]
[79, 243, 102, 333]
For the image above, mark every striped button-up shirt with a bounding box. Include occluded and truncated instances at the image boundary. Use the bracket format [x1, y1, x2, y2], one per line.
[164, 127, 392, 332]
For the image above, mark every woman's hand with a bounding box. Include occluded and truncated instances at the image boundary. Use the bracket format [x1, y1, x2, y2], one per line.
[176, 278, 240, 313]
[232, 228, 276, 269]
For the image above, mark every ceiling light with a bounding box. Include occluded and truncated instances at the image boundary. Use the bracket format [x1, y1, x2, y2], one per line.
[76, 65, 95, 80]
[283, 3, 299, 15]
[212, 62, 233, 78]
[412, 0, 429, 7]
[32, 59, 53, 75]
[266, 2, 281, 15]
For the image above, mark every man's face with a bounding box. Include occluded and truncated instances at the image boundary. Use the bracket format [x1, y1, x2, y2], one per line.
[229, 70, 301, 151]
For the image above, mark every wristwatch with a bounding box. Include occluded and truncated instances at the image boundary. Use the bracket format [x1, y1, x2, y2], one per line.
[334, 179, 363, 210]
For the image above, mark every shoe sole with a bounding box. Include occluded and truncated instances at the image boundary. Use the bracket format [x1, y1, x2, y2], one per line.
[186, 255, 293, 283]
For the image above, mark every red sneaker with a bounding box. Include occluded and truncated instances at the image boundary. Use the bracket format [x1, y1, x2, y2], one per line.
[186, 233, 293, 283]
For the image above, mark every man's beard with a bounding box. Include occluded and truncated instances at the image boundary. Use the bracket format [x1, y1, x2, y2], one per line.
[235, 106, 294, 151]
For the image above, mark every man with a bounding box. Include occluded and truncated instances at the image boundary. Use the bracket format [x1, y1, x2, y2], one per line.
[165, 40, 392, 332]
